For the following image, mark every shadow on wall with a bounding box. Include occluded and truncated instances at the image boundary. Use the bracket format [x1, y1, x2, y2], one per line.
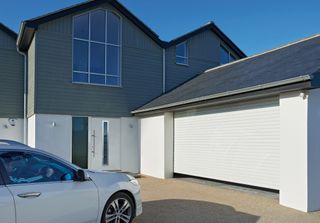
[134, 199, 260, 223]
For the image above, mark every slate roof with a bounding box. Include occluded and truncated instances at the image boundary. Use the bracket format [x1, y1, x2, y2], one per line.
[17, 0, 245, 58]
[133, 35, 320, 114]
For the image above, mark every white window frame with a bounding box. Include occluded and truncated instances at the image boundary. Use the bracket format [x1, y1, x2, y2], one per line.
[102, 121, 109, 165]
[72, 9, 122, 88]
[176, 41, 189, 66]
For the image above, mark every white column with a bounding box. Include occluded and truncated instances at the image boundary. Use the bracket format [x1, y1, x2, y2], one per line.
[164, 112, 174, 178]
[120, 117, 140, 173]
[280, 89, 320, 212]
[140, 112, 174, 179]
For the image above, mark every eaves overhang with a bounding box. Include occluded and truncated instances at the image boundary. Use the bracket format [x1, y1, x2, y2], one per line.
[132, 74, 320, 115]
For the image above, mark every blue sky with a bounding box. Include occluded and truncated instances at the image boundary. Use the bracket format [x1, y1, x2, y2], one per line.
[1, 0, 320, 56]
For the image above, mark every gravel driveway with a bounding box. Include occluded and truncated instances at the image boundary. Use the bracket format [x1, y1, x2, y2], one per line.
[134, 177, 320, 223]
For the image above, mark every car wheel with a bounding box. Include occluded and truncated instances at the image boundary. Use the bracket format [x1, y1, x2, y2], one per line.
[102, 192, 135, 223]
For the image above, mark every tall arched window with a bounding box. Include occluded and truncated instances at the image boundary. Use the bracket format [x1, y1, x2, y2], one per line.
[73, 10, 121, 86]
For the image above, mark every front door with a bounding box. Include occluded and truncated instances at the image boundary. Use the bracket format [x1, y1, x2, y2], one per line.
[72, 117, 88, 168]
[90, 118, 121, 170]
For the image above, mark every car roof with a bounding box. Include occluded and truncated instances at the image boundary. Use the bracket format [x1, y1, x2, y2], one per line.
[0, 140, 32, 150]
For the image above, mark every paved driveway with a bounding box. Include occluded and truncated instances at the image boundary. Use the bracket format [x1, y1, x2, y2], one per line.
[134, 177, 320, 223]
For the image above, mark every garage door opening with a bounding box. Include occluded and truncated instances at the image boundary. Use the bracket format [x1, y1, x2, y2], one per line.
[173, 98, 280, 190]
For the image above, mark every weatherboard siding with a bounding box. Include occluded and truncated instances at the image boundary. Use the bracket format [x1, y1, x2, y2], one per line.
[0, 29, 23, 118]
[165, 30, 240, 92]
[33, 3, 163, 117]
[0, 29, 16, 49]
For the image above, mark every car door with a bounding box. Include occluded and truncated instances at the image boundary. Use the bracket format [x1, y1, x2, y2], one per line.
[0, 170, 15, 223]
[0, 151, 99, 223]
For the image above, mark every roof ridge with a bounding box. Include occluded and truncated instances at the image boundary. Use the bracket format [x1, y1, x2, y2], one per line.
[166, 21, 214, 44]
[0, 22, 18, 39]
[205, 34, 320, 74]
[163, 21, 246, 57]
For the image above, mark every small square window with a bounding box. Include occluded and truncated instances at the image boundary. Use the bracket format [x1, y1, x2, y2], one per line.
[220, 45, 230, 65]
[176, 42, 188, 65]
[220, 45, 237, 64]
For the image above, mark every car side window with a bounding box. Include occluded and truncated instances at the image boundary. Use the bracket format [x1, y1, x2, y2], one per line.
[0, 151, 76, 185]
[0, 171, 3, 185]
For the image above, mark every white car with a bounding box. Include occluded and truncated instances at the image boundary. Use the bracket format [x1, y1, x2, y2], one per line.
[0, 140, 142, 223]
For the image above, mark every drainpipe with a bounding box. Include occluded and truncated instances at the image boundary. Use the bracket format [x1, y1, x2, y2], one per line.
[17, 48, 27, 145]
[162, 48, 166, 93]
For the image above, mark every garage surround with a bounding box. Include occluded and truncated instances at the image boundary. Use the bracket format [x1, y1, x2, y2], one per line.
[134, 35, 320, 212]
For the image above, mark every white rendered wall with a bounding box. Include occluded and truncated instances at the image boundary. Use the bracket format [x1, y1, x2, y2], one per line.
[28, 115, 140, 174]
[27, 115, 36, 147]
[120, 117, 140, 173]
[27, 114, 72, 161]
[280, 91, 308, 211]
[280, 89, 320, 212]
[140, 113, 174, 179]
[140, 115, 165, 178]
[0, 118, 23, 143]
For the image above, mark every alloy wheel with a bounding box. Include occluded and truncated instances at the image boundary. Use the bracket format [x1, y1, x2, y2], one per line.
[105, 197, 133, 223]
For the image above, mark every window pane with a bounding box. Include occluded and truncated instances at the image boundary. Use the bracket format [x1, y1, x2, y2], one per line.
[73, 72, 88, 83]
[74, 14, 89, 39]
[176, 43, 187, 57]
[176, 57, 188, 65]
[90, 74, 105, 85]
[220, 46, 230, 64]
[107, 45, 120, 76]
[90, 43, 105, 74]
[90, 10, 106, 42]
[0, 152, 75, 184]
[107, 12, 120, 45]
[103, 122, 109, 165]
[106, 76, 120, 86]
[73, 40, 89, 72]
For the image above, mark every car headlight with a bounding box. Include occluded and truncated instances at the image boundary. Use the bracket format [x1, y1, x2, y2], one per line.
[127, 174, 140, 186]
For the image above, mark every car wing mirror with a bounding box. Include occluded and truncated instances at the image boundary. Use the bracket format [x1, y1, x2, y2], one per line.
[75, 169, 90, 182]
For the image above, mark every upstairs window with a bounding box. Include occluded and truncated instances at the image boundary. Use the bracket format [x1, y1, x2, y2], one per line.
[73, 10, 121, 87]
[220, 45, 236, 65]
[176, 42, 188, 65]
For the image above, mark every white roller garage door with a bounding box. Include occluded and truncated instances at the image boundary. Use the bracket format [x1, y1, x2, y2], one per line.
[174, 98, 280, 189]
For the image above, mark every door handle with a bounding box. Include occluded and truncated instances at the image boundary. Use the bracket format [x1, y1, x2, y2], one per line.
[18, 192, 42, 199]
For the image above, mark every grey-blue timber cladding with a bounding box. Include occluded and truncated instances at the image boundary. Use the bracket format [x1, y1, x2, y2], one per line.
[0, 29, 24, 118]
[165, 30, 240, 92]
[32, 3, 163, 117]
